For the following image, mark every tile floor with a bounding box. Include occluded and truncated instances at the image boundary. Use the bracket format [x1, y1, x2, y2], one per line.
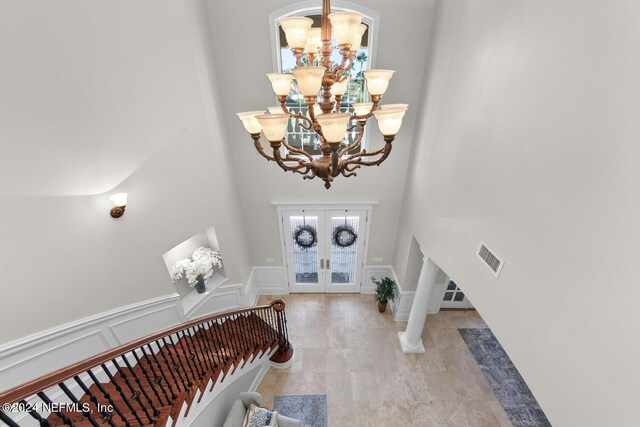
[256, 294, 513, 427]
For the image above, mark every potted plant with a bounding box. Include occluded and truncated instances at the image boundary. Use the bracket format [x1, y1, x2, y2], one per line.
[372, 276, 396, 313]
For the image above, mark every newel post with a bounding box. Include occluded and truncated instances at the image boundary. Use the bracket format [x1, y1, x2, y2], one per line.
[269, 300, 294, 364]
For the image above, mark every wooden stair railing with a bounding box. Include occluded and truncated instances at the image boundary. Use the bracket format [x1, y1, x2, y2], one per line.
[0, 300, 293, 427]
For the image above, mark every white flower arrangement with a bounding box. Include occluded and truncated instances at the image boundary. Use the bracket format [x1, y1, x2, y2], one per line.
[170, 247, 223, 287]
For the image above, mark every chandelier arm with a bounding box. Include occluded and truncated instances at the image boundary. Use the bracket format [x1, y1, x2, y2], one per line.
[281, 138, 314, 162]
[343, 142, 393, 167]
[339, 123, 365, 157]
[279, 103, 314, 130]
[341, 164, 360, 177]
[251, 134, 276, 161]
[353, 99, 382, 121]
[273, 147, 313, 175]
[306, 102, 325, 138]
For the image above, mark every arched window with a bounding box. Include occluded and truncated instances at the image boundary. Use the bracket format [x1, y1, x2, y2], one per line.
[269, 2, 379, 155]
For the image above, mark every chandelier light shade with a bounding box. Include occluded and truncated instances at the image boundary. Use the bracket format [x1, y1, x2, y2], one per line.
[352, 102, 373, 117]
[348, 24, 368, 51]
[255, 114, 290, 142]
[315, 113, 352, 144]
[305, 28, 323, 55]
[373, 106, 408, 136]
[280, 16, 314, 49]
[363, 70, 395, 96]
[291, 66, 326, 97]
[237, 0, 408, 188]
[328, 12, 365, 47]
[330, 76, 349, 96]
[266, 73, 294, 97]
[237, 111, 265, 134]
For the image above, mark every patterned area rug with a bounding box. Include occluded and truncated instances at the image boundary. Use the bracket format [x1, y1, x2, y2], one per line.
[459, 328, 552, 427]
[273, 394, 327, 427]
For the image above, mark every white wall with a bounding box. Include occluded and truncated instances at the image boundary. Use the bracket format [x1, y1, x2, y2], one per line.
[205, 0, 436, 269]
[0, 0, 252, 345]
[394, 0, 640, 425]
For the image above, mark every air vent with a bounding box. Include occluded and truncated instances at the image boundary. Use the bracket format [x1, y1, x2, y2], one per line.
[477, 242, 504, 277]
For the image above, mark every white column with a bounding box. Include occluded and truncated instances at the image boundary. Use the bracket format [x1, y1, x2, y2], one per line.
[398, 257, 439, 353]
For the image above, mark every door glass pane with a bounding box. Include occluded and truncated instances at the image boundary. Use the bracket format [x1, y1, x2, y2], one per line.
[454, 292, 465, 302]
[443, 292, 454, 301]
[290, 216, 319, 284]
[330, 215, 360, 285]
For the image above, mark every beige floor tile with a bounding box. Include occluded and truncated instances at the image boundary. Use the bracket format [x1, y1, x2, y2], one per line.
[462, 400, 504, 427]
[379, 372, 416, 401]
[488, 400, 513, 427]
[327, 399, 355, 427]
[255, 295, 512, 427]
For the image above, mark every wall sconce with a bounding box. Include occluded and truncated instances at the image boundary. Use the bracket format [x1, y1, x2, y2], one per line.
[109, 193, 128, 218]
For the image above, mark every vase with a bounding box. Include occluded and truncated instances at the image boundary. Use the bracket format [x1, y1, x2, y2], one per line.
[378, 300, 387, 313]
[195, 275, 207, 294]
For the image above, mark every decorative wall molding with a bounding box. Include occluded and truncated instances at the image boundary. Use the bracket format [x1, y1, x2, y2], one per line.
[363, 265, 394, 294]
[0, 280, 259, 393]
[186, 283, 245, 319]
[253, 266, 289, 296]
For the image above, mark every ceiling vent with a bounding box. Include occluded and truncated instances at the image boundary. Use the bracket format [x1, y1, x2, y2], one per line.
[477, 242, 504, 277]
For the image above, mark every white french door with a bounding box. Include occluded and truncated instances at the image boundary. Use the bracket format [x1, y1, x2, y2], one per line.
[281, 209, 368, 293]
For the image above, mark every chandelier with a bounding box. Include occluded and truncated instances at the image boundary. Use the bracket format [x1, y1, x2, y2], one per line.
[237, 0, 408, 189]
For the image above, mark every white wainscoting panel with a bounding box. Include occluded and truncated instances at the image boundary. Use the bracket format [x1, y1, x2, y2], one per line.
[109, 304, 184, 344]
[0, 331, 111, 393]
[186, 284, 244, 319]
[0, 294, 183, 393]
[253, 266, 289, 295]
[363, 265, 394, 294]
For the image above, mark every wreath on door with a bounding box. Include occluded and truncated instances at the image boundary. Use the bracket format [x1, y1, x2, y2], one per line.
[333, 224, 357, 248]
[294, 224, 317, 249]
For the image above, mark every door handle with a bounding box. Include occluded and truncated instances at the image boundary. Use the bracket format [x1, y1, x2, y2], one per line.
[326, 259, 330, 269]
[320, 259, 324, 269]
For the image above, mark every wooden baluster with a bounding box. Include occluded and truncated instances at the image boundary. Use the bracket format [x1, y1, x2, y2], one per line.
[201, 323, 221, 369]
[270, 301, 293, 363]
[86, 368, 130, 426]
[209, 320, 230, 365]
[189, 326, 214, 372]
[111, 358, 154, 423]
[144, 343, 178, 398]
[0, 411, 20, 427]
[281, 310, 291, 350]
[267, 308, 278, 344]
[20, 399, 51, 427]
[176, 330, 205, 377]
[222, 318, 240, 359]
[258, 309, 269, 355]
[240, 314, 251, 359]
[99, 363, 144, 425]
[58, 382, 101, 427]
[36, 391, 74, 426]
[230, 315, 244, 359]
[73, 374, 107, 422]
[131, 349, 168, 407]
[170, 334, 199, 384]
[139, 345, 173, 402]
[121, 353, 161, 416]
[151, 341, 183, 394]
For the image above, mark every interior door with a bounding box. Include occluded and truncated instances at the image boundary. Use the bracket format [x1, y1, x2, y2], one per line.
[281, 209, 368, 293]
[324, 210, 367, 293]
[283, 211, 326, 293]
